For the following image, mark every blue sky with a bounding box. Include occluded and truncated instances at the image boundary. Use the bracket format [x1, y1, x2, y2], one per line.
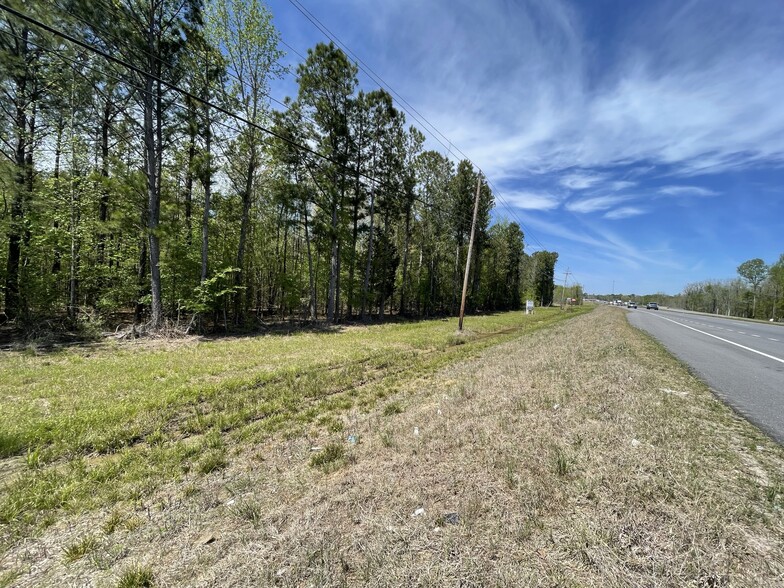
[264, 0, 784, 295]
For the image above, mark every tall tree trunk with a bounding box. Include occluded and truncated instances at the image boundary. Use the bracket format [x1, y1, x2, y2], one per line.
[428, 255, 436, 317]
[145, 70, 164, 329]
[335, 241, 342, 320]
[304, 204, 316, 320]
[200, 108, 212, 284]
[360, 189, 376, 321]
[68, 73, 80, 322]
[184, 121, 195, 246]
[4, 28, 30, 320]
[142, 10, 164, 330]
[346, 120, 365, 321]
[97, 99, 111, 265]
[68, 185, 80, 321]
[280, 217, 289, 319]
[400, 203, 412, 316]
[347, 202, 360, 320]
[379, 213, 389, 321]
[326, 201, 339, 322]
[135, 238, 148, 323]
[235, 145, 257, 324]
[52, 120, 64, 274]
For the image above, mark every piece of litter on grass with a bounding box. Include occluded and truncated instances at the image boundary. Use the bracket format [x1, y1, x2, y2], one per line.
[756, 445, 764, 452]
[437, 409, 442, 416]
[226, 499, 235, 506]
[276, 569, 285, 578]
[347, 434, 358, 445]
[412, 507, 425, 517]
[443, 512, 460, 525]
[660, 388, 689, 397]
[553, 404, 560, 410]
[413, 427, 420, 436]
[310, 446, 322, 452]
[631, 439, 641, 447]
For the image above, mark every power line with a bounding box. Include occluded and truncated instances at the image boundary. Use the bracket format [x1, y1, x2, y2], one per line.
[0, 3, 530, 242]
[68, 0, 521, 239]
[283, 0, 551, 255]
[0, 1, 385, 188]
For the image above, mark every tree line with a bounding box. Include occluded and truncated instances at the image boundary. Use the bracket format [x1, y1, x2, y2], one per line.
[679, 256, 784, 320]
[589, 255, 784, 321]
[0, 0, 558, 334]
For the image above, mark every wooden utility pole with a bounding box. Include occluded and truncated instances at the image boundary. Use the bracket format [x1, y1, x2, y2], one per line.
[561, 268, 571, 308]
[458, 176, 482, 331]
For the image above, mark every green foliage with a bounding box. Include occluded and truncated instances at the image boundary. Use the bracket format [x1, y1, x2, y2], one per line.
[383, 401, 404, 416]
[310, 443, 346, 469]
[62, 535, 99, 563]
[0, 4, 558, 332]
[197, 449, 227, 475]
[116, 565, 155, 588]
[737, 258, 769, 289]
[480, 221, 525, 311]
[532, 251, 559, 307]
[178, 267, 241, 315]
[678, 254, 783, 319]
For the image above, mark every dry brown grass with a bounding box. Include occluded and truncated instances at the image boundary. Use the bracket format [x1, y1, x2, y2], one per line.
[2, 306, 783, 587]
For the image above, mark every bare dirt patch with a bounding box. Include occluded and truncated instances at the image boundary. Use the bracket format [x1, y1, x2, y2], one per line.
[1, 307, 782, 587]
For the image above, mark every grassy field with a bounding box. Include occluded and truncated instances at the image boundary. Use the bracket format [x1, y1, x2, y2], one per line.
[0, 310, 584, 549]
[1, 305, 783, 587]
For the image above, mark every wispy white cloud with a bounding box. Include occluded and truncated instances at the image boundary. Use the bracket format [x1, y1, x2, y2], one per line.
[560, 171, 606, 190]
[502, 190, 561, 211]
[604, 207, 646, 220]
[658, 185, 719, 197]
[610, 181, 637, 191]
[280, 0, 782, 295]
[566, 195, 626, 214]
[336, 0, 784, 180]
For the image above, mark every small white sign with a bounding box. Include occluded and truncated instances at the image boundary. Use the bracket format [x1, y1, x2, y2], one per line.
[526, 300, 534, 314]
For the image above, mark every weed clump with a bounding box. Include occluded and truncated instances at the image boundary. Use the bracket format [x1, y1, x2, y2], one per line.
[383, 401, 403, 416]
[197, 449, 227, 475]
[116, 565, 155, 588]
[310, 443, 346, 470]
[62, 535, 98, 563]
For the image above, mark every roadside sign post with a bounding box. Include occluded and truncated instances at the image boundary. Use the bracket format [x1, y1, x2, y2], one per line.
[526, 300, 534, 315]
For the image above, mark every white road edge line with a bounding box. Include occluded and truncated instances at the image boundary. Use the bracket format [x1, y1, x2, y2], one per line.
[652, 314, 784, 365]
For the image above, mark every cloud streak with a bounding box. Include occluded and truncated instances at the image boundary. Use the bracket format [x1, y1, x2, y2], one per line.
[337, 0, 784, 181]
[501, 190, 561, 211]
[659, 185, 719, 197]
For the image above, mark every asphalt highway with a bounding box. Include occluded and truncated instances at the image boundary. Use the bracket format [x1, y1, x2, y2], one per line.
[626, 307, 784, 445]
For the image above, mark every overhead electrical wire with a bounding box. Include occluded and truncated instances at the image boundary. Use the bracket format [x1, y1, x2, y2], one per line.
[283, 0, 552, 254]
[0, 2, 519, 238]
[0, 2, 391, 191]
[56, 0, 498, 234]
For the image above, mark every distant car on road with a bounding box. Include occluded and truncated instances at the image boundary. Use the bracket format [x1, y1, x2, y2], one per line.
[646, 302, 659, 310]
[628, 301, 637, 309]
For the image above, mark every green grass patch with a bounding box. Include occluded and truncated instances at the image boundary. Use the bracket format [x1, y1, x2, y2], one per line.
[0, 570, 21, 588]
[116, 565, 155, 588]
[62, 535, 99, 563]
[0, 307, 588, 547]
[310, 442, 347, 470]
[383, 401, 404, 416]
